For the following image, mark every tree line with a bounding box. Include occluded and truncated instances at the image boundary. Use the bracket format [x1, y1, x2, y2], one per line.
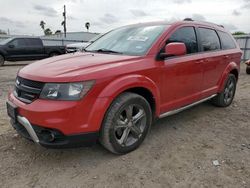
[39, 20, 90, 36]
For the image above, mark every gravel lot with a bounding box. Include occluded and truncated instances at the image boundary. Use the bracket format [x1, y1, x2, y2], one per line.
[0, 61, 249, 188]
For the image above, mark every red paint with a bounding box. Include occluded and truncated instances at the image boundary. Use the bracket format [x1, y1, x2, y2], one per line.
[8, 21, 242, 135]
[164, 42, 187, 56]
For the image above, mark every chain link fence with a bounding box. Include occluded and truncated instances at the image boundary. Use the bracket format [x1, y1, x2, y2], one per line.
[234, 35, 250, 62]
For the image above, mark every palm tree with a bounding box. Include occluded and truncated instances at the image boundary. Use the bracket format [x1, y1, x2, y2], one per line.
[44, 28, 52, 35]
[40, 21, 46, 32]
[85, 22, 90, 32]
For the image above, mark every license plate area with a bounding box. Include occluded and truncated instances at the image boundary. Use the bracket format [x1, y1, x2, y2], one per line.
[6, 101, 18, 123]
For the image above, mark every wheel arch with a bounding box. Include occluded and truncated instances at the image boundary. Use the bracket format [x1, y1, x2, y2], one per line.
[97, 74, 161, 117]
[0, 51, 5, 59]
[49, 50, 60, 56]
[218, 62, 239, 92]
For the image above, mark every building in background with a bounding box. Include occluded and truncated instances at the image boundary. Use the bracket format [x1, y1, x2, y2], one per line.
[41, 31, 99, 46]
[0, 31, 99, 46]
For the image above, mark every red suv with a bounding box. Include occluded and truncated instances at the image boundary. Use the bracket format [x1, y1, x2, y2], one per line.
[7, 20, 242, 154]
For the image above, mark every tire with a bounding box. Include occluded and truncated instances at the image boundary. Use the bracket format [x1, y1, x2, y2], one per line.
[212, 74, 237, 107]
[0, 54, 5, 66]
[246, 66, 250, 75]
[100, 92, 152, 154]
[49, 52, 59, 57]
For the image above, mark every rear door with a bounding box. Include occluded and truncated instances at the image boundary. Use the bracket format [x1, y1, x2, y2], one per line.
[197, 27, 223, 97]
[160, 26, 204, 113]
[25, 38, 46, 60]
[217, 30, 241, 71]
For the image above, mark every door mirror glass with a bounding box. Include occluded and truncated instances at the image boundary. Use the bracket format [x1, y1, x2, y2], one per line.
[161, 42, 187, 58]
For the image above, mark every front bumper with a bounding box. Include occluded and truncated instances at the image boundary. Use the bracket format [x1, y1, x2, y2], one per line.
[10, 115, 99, 148]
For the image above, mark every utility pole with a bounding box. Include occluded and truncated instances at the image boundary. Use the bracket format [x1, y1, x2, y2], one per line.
[62, 5, 67, 38]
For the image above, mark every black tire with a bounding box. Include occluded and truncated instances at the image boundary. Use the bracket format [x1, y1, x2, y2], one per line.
[246, 66, 250, 75]
[49, 52, 60, 57]
[0, 54, 5, 66]
[100, 92, 152, 154]
[212, 74, 237, 107]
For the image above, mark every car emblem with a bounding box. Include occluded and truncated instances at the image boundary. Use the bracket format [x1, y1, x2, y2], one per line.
[16, 79, 20, 85]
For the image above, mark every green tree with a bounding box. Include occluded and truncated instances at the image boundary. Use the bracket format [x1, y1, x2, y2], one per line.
[44, 28, 52, 35]
[85, 22, 90, 32]
[232, 31, 247, 35]
[0, 29, 7, 35]
[40, 20, 46, 33]
[55, 30, 62, 35]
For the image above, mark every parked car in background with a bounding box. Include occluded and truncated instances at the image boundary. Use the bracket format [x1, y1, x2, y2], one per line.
[7, 19, 241, 154]
[245, 59, 250, 74]
[0, 37, 65, 66]
[66, 34, 103, 53]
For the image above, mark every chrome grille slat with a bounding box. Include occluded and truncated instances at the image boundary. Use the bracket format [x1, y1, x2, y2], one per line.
[14, 77, 45, 104]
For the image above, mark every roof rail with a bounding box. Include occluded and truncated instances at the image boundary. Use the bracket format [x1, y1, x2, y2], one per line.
[186, 19, 225, 28]
[183, 18, 194, 21]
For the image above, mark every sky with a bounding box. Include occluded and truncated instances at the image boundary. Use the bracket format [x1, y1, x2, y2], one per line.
[0, 0, 250, 36]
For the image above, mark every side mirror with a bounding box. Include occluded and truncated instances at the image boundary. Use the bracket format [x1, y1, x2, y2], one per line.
[8, 44, 15, 48]
[160, 42, 187, 58]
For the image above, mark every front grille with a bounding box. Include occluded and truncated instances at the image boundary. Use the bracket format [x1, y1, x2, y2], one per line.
[14, 76, 45, 103]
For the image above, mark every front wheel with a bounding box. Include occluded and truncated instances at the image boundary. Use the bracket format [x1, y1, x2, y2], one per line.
[212, 74, 237, 107]
[0, 55, 5, 66]
[49, 52, 59, 57]
[246, 66, 250, 74]
[100, 92, 152, 154]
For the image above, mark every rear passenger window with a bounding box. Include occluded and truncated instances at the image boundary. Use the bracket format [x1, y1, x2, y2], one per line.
[198, 28, 220, 51]
[218, 31, 236, 49]
[167, 27, 198, 54]
[26, 39, 42, 46]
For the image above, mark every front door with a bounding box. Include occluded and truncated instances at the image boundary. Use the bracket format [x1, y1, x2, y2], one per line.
[159, 26, 203, 113]
[6, 38, 28, 60]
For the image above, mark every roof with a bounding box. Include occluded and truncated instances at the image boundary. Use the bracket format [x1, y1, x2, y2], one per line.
[124, 19, 226, 31]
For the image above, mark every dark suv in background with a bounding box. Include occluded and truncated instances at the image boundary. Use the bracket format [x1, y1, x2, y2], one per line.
[0, 37, 65, 66]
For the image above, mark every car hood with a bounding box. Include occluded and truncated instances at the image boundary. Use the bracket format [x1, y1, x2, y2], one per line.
[19, 52, 141, 82]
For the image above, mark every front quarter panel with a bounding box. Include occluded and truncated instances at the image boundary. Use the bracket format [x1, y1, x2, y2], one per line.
[97, 74, 161, 115]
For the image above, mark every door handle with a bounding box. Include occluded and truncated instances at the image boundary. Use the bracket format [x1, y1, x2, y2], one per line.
[223, 55, 230, 59]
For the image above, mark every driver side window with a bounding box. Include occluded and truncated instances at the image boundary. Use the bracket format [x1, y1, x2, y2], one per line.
[9, 39, 26, 47]
[167, 27, 198, 54]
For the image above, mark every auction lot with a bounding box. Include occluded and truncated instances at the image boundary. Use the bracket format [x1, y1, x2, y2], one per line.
[0, 61, 249, 188]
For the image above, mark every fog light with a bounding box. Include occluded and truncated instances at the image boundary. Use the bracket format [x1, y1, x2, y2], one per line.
[41, 130, 55, 142]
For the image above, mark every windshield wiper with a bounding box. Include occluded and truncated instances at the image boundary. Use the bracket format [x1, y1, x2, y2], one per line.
[88, 48, 123, 54]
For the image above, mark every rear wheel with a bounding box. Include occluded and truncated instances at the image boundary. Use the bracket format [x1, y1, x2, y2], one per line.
[0, 55, 5, 66]
[49, 52, 59, 57]
[246, 66, 250, 74]
[100, 92, 152, 154]
[212, 74, 237, 107]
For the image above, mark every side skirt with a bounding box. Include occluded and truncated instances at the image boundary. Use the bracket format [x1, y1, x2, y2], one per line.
[159, 94, 217, 119]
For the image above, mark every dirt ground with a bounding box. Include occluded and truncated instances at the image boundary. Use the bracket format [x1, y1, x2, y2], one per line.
[0, 61, 249, 188]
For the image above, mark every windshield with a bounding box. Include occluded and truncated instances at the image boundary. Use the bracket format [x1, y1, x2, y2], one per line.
[0, 38, 13, 45]
[89, 34, 103, 42]
[85, 25, 167, 56]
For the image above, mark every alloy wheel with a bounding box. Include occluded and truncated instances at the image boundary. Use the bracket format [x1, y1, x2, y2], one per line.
[114, 104, 146, 147]
[223, 78, 235, 105]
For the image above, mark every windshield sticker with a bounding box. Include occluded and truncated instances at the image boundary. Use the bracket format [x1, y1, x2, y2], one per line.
[127, 36, 149, 42]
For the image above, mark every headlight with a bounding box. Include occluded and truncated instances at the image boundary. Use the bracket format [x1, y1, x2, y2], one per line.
[40, 81, 95, 100]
